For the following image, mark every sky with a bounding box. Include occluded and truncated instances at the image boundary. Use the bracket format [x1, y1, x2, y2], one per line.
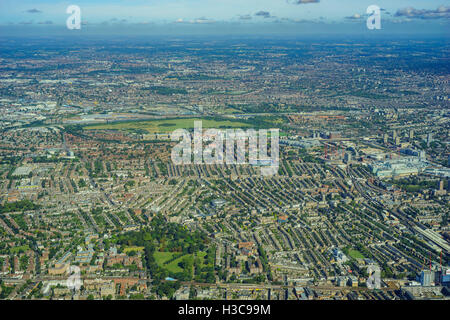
[0, 0, 449, 36]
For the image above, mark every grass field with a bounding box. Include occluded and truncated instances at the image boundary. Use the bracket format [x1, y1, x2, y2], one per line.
[348, 249, 365, 260]
[154, 251, 186, 273]
[165, 254, 191, 273]
[154, 251, 176, 265]
[84, 118, 252, 133]
[154, 251, 208, 274]
[123, 246, 144, 253]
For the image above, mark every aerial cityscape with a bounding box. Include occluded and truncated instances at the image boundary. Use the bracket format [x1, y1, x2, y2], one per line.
[0, 0, 449, 304]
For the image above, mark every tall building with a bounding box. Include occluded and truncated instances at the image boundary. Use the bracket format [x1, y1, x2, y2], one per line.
[438, 180, 444, 191]
[427, 133, 433, 147]
[420, 270, 434, 286]
[392, 130, 397, 142]
[409, 129, 414, 140]
[383, 133, 388, 144]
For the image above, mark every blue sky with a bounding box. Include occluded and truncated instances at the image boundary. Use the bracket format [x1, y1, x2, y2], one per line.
[0, 0, 448, 34]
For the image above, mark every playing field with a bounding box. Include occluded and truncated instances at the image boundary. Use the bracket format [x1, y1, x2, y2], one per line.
[84, 118, 252, 133]
[348, 249, 365, 260]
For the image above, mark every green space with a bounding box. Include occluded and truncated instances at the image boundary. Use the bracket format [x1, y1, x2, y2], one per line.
[123, 246, 145, 253]
[348, 249, 365, 260]
[391, 178, 440, 193]
[84, 118, 252, 133]
[164, 254, 188, 273]
[153, 251, 176, 265]
[0, 200, 40, 214]
[154, 251, 208, 274]
[10, 245, 30, 254]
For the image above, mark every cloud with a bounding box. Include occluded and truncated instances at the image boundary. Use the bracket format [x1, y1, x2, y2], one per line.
[395, 6, 450, 20]
[255, 11, 272, 18]
[194, 17, 215, 24]
[107, 18, 128, 24]
[238, 14, 252, 20]
[288, 0, 320, 4]
[345, 13, 362, 20]
[174, 17, 216, 24]
[26, 9, 42, 14]
[278, 17, 319, 24]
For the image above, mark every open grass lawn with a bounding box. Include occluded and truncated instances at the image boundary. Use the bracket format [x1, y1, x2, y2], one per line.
[154, 251, 176, 265]
[197, 251, 207, 259]
[154, 251, 209, 274]
[84, 118, 252, 133]
[165, 254, 191, 273]
[154, 251, 187, 273]
[123, 246, 145, 253]
[348, 249, 365, 260]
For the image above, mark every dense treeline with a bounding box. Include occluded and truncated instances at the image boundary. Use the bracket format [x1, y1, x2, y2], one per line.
[115, 215, 208, 254]
[0, 200, 40, 214]
[258, 246, 272, 281]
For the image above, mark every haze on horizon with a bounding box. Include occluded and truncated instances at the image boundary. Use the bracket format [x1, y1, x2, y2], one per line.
[0, 0, 448, 37]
